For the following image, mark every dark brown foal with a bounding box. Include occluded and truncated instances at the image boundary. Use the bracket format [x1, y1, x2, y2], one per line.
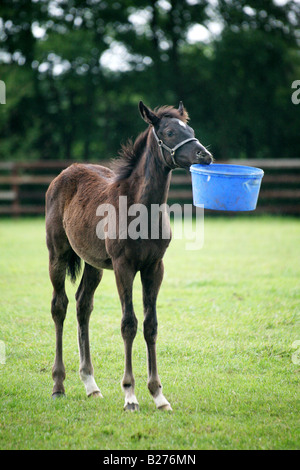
[46, 101, 212, 410]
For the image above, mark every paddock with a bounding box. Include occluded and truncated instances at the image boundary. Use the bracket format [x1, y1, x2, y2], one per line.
[0, 216, 299, 450]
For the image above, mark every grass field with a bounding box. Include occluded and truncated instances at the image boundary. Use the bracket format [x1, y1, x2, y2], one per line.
[0, 216, 299, 450]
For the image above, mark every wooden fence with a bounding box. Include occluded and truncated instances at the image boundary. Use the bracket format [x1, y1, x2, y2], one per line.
[0, 159, 300, 216]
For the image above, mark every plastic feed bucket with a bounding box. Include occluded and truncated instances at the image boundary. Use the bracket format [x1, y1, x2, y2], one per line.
[190, 164, 264, 211]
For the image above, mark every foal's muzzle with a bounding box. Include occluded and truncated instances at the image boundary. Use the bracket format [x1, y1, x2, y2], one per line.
[196, 149, 213, 165]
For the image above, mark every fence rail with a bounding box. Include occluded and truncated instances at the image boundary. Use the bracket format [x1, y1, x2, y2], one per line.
[0, 159, 300, 216]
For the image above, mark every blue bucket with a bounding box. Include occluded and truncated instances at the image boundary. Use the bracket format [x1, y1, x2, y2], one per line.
[190, 164, 264, 211]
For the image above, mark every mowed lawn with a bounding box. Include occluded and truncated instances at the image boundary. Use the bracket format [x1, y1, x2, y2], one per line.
[0, 216, 299, 450]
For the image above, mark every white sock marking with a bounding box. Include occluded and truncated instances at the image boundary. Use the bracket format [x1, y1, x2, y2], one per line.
[80, 372, 102, 397]
[153, 391, 171, 409]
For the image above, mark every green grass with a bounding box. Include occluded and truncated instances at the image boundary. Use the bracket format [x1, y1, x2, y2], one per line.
[0, 216, 299, 450]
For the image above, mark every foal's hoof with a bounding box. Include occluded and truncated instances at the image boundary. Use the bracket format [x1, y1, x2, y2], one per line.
[158, 404, 173, 411]
[88, 391, 103, 398]
[124, 403, 140, 412]
[52, 392, 65, 400]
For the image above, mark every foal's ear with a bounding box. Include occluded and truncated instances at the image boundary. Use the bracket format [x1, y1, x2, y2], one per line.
[178, 101, 189, 121]
[178, 101, 184, 116]
[139, 101, 160, 126]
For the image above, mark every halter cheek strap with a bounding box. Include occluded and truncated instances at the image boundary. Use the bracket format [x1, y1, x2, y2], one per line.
[152, 127, 199, 169]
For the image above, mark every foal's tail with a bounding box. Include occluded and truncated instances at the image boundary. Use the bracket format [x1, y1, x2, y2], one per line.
[66, 249, 82, 284]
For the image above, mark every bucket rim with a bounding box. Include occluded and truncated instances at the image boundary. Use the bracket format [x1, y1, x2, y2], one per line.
[190, 163, 264, 178]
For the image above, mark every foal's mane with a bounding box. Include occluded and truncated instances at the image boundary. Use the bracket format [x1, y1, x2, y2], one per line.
[113, 105, 189, 181]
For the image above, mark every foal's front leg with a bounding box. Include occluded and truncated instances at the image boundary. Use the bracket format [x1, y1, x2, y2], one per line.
[113, 259, 139, 411]
[76, 263, 103, 397]
[141, 260, 172, 411]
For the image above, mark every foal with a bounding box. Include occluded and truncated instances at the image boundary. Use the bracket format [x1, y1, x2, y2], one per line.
[46, 101, 212, 411]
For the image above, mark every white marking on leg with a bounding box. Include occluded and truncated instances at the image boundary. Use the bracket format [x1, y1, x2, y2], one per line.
[80, 372, 103, 397]
[153, 391, 172, 410]
[123, 385, 139, 410]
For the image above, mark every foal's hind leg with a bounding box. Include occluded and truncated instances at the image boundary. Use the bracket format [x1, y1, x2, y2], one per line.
[76, 263, 103, 397]
[49, 254, 69, 398]
[141, 260, 172, 411]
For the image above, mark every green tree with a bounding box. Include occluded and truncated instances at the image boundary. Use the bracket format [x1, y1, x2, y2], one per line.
[0, 0, 299, 161]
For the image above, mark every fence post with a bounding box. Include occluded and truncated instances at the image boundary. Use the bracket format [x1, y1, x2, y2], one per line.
[12, 163, 20, 217]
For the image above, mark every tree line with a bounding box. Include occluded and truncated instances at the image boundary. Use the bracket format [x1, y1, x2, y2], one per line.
[0, 0, 299, 162]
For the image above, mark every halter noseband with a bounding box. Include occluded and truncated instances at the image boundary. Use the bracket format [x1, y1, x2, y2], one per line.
[152, 127, 199, 169]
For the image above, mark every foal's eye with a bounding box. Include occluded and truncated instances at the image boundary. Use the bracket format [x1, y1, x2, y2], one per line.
[166, 130, 173, 137]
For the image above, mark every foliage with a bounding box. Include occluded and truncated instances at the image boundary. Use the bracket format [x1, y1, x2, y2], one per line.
[0, 0, 299, 161]
[0, 216, 299, 449]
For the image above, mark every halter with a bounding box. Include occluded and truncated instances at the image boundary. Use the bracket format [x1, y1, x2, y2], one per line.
[152, 127, 199, 169]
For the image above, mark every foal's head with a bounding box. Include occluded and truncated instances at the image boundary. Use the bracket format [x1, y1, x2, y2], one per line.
[139, 101, 213, 169]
